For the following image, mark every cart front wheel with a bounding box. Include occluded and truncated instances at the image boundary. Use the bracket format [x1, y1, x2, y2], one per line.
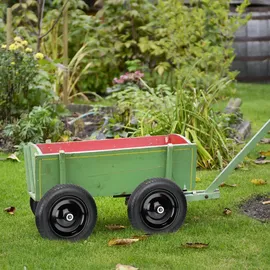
[128, 178, 187, 234]
[35, 184, 97, 241]
[30, 197, 38, 215]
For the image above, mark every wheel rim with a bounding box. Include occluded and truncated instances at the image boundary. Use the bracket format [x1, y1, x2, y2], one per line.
[49, 196, 88, 237]
[141, 190, 178, 230]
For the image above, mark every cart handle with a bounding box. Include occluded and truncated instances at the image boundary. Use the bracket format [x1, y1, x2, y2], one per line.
[205, 119, 270, 193]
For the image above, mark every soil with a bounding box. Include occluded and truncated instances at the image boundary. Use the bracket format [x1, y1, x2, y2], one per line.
[240, 194, 270, 222]
[65, 106, 115, 139]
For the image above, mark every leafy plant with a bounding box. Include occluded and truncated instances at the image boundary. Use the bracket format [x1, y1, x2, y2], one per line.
[107, 77, 236, 169]
[138, 0, 250, 91]
[3, 104, 65, 145]
[76, 0, 249, 93]
[76, 0, 155, 93]
[41, 0, 89, 58]
[0, 37, 64, 128]
[0, 38, 39, 121]
[0, 3, 5, 44]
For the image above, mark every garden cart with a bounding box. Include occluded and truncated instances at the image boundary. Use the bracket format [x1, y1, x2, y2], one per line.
[24, 120, 270, 241]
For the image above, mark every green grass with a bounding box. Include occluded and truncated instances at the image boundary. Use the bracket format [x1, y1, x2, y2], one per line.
[0, 83, 269, 270]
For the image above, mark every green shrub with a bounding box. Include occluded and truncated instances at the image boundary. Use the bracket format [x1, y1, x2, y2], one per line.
[76, 0, 155, 93]
[76, 0, 249, 93]
[3, 104, 64, 145]
[143, 0, 250, 91]
[107, 77, 235, 169]
[0, 37, 66, 145]
[0, 3, 5, 44]
[0, 38, 38, 121]
[0, 37, 60, 122]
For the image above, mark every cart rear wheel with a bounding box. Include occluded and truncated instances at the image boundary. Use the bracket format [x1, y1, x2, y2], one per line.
[30, 197, 38, 215]
[35, 184, 97, 241]
[128, 178, 187, 234]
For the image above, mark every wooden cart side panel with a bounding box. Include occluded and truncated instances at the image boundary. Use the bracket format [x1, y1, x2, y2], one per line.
[36, 144, 195, 198]
[172, 144, 197, 190]
[24, 143, 42, 200]
[35, 154, 59, 201]
[64, 147, 167, 197]
[24, 145, 31, 193]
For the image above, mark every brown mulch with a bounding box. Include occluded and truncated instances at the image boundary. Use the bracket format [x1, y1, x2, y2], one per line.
[240, 194, 270, 222]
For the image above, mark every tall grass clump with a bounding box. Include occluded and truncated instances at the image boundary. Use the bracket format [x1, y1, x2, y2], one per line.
[108, 77, 235, 169]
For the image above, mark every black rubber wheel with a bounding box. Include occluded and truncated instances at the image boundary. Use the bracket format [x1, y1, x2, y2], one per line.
[128, 178, 187, 234]
[30, 197, 38, 215]
[35, 184, 97, 241]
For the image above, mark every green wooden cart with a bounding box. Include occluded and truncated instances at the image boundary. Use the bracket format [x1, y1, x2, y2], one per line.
[24, 120, 270, 241]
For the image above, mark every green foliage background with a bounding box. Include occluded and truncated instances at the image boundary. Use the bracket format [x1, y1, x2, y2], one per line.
[74, 0, 249, 93]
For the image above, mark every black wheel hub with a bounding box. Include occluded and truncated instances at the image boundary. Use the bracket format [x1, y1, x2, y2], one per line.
[49, 197, 87, 237]
[141, 190, 178, 229]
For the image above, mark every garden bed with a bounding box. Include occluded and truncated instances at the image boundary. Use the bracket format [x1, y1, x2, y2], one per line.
[241, 194, 270, 222]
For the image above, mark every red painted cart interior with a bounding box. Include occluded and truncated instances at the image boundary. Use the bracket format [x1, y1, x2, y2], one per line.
[37, 134, 189, 154]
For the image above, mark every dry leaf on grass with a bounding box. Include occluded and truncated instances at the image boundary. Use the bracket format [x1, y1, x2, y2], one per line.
[182, 243, 209, 249]
[108, 238, 139, 247]
[116, 264, 139, 270]
[7, 153, 21, 162]
[259, 150, 270, 157]
[4, 206, 16, 215]
[219, 182, 237, 188]
[60, 135, 70, 142]
[262, 200, 270, 205]
[105, 224, 126, 230]
[254, 159, 270, 165]
[251, 179, 267, 185]
[260, 138, 270, 144]
[223, 208, 232, 215]
[131, 234, 150, 240]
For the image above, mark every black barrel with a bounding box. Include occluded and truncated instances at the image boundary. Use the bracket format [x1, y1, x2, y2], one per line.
[231, 5, 270, 82]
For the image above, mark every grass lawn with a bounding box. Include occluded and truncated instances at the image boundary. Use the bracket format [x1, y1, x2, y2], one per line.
[0, 83, 269, 270]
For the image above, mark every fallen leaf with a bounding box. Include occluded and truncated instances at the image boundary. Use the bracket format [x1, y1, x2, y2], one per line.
[251, 179, 267, 185]
[7, 153, 20, 162]
[254, 158, 270, 165]
[4, 206, 16, 215]
[108, 238, 139, 247]
[192, 216, 200, 221]
[223, 208, 232, 215]
[131, 234, 150, 240]
[59, 135, 70, 142]
[262, 200, 270, 205]
[116, 264, 139, 270]
[182, 242, 209, 249]
[219, 182, 237, 188]
[196, 177, 201, 182]
[259, 150, 270, 157]
[260, 138, 270, 144]
[105, 224, 127, 230]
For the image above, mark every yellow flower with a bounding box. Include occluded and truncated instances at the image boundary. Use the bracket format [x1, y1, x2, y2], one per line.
[9, 43, 18, 51]
[25, 47, 33, 53]
[14, 36, 22, 43]
[11, 62, 15, 65]
[1, 44, 7, 49]
[14, 42, 23, 48]
[22, 40, 28, 46]
[35, 52, 44, 60]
